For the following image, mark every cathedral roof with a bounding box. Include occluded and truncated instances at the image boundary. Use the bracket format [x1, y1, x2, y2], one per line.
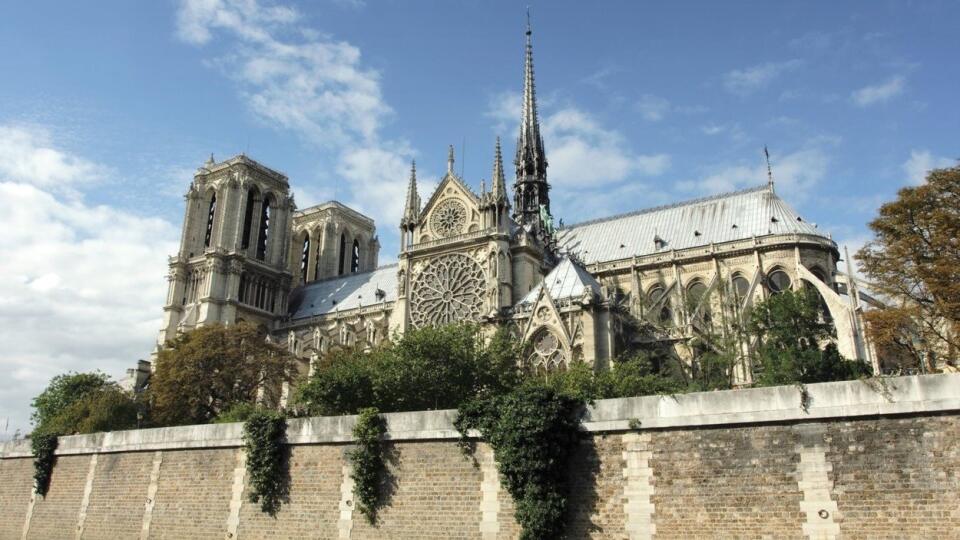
[518, 256, 601, 305]
[288, 264, 398, 320]
[555, 185, 830, 265]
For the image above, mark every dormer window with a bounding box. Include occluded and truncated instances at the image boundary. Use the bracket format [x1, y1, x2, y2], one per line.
[653, 235, 666, 249]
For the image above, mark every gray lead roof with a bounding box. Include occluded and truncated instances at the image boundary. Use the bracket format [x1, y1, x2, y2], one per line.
[288, 264, 398, 320]
[554, 185, 829, 265]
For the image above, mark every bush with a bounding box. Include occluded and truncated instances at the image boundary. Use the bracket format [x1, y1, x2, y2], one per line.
[296, 324, 521, 415]
[41, 387, 139, 435]
[455, 385, 584, 540]
[242, 410, 289, 516]
[214, 402, 275, 424]
[31, 371, 112, 433]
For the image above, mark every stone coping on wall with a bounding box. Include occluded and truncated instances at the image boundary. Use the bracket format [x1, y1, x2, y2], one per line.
[2, 374, 957, 459]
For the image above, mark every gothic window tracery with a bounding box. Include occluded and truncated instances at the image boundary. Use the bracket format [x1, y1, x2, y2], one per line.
[409, 253, 485, 328]
[767, 268, 792, 293]
[430, 199, 467, 238]
[526, 328, 568, 374]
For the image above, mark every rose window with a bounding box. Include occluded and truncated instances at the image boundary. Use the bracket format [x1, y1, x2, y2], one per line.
[430, 199, 467, 238]
[527, 329, 568, 373]
[409, 253, 485, 328]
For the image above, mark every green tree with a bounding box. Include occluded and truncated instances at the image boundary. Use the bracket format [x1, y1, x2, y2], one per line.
[296, 324, 522, 416]
[31, 371, 111, 432]
[41, 386, 139, 435]
[749, 288, 869, 385]
[149, 323, 300, 426]
[857, 165, 960, 367]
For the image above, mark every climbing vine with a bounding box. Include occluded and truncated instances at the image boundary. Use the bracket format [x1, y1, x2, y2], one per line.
[455, 385, 585, 540]
[348, 407, 387, 522]
[242, 410, 288, 516]
[31, 432, 59, 497]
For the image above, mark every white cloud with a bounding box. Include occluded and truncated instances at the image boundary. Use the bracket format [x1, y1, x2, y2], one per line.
[0, 124, 178, 436]
[0, 125, 109, 192]
[723, 60, 802, 96]
[902, 149, 953, 185]
[851, 76, 905, 107]
[176, 0, 409, 248]
[543, 107, 670, 187]
[634, 94, 671, 121]
[488, 92, 670, 189]
[678, 145, 830, 202]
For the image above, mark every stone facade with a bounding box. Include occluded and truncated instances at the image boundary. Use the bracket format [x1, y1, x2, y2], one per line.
[1, 375, 958, 539]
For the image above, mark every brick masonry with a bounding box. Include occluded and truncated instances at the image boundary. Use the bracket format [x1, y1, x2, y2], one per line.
[0, 375, 957, 539]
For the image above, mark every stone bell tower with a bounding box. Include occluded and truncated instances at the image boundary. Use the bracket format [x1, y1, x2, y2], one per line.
[158, 154, 294, 346]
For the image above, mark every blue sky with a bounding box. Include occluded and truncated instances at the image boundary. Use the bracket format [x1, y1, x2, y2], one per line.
[0, 0, 956, 436]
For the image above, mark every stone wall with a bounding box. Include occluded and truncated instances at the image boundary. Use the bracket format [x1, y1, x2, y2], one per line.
[1, 374, 958, 539]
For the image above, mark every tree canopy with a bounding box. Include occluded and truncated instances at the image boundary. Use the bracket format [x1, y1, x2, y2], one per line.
[295, 324, 521, 416]
[149, 322, 301, 426]
[31, 371, 139, 436]
[748, 288, 869, 386]
[857, 164, 960, 367]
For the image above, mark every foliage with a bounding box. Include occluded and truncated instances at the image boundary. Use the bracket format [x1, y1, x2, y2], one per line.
[31, 432, 59, 496]
[536, 352, 686, 402]
[348, 407, 387, 522]
[296, 324, 521, 415]
[242, 410, 289, 516]
[149, 323, 300, 426]
[31, 371, 111, 432]
[749, 288, 869, 386]
[862, 307, 930, 372]
[41, 386, 139, 435]
[214, 402, 276, 424]
[455, 385, 585, 540]
[857, 165, 960, 364]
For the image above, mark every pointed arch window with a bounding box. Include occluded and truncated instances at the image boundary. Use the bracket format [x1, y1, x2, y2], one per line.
[241, 188, 257, 250]
[351, 239, 360, 273]
[300, 235, 311, 283]
[687, 280, 711, 324]
[256, 195, 272, 261]
[204, 193, 217, 248]
[338, 233, 346, 275]
[647, 284, 673, 326]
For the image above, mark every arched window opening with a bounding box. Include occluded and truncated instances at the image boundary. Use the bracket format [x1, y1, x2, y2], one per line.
[648, 285, 673, 326]
[767, 269, 792, 294]
[687, 281, 711, 324]
[204, 193, 217, 248]
[731, 275, 750, 303]
[810, 267, 827, 283]
[337, 233, 346, 275]
[351, 239, 360, 273]
[300, 235, 311, 283]
[256, 196, 272, 261]
[314, 234, 323, 280]
[241, 189, 257, 250]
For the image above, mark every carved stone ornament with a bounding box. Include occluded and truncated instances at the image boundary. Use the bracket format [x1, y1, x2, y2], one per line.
[409, 253, 485, 328]
[430, 199, 467, 238]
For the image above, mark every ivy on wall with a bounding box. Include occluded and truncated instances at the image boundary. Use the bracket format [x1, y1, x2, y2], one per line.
[348, 407, 387, 522]
[455, 385, 585, 540]
[31, 432, 59, 497]
[242, 411, 289, 516]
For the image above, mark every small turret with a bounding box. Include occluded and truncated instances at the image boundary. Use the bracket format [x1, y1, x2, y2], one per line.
[400, 160, 420, 251]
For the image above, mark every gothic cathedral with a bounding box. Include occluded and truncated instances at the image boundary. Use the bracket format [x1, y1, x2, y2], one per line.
[160, 21, 876, 382]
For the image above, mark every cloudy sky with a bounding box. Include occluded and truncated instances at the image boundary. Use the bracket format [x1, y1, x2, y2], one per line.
[1, 0, 957, 436]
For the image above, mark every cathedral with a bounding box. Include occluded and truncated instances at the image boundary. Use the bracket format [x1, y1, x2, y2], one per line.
[158, 22, 876, 384]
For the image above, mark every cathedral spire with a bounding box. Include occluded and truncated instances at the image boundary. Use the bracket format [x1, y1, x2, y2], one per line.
[402, 160, 419, 226]
[513, 11, 550, 230]
[491, 137, 508, 204]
